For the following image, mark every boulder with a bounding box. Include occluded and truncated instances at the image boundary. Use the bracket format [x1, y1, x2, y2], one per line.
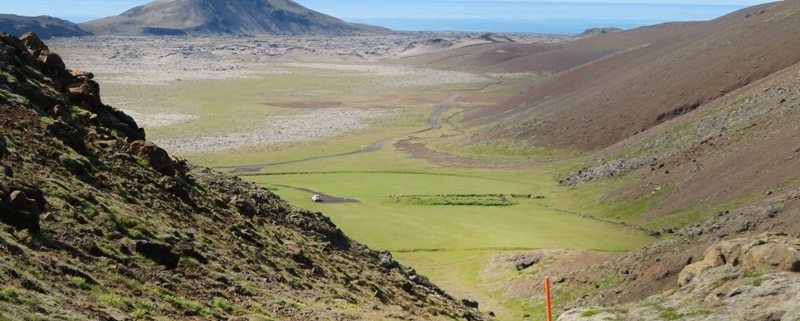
[68, 70, 94, 80]
[742, 241, 800, 272]
[0, 32, 28, 56]
[462, 298, 479, 309]
[679, 233, 800, 286]
[128, 141, 175, 177]
[229, 194, 256, 217]
[67, 79, 100, 104]
[107, 108, 145, 142]
[36, 50, 65, 73]
[159, 176, 193, 205]
[134, 240, 180, 269]
[19, 33, 64, 74]
[513, 253, 543, 271]
[379, 250, 399, 270]
[19, 32, 48, 55]
[1, 190, 42, 233]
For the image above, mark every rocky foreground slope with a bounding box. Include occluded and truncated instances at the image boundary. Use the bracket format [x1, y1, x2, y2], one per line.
[559, 233, 800, 320]
[0, 32, 480, 320]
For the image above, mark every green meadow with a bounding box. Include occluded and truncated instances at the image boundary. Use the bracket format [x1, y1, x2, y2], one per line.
[248, 170, 652, 252]
[112, 60, 655, 319]
[241, 153, 653, 319]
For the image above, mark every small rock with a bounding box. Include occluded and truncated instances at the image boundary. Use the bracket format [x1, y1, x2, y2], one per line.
[69, 69, 94, 79]
[462, 298, 479, 309]
[379, 250, 399, 270]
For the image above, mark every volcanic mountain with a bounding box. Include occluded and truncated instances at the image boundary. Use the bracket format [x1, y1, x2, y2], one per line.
[79, 0, 389, 36]
[0, 14, 92, 39]
[0, 32, 478, 320]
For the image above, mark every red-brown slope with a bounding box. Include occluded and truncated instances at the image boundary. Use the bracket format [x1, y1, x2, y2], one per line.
[396, 37, 626, 75]
[505, 29, 800, 314]
[397, 42, 552, 72]
[468, 2, 797, 150]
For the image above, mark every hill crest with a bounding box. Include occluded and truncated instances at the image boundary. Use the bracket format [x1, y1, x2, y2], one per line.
[0, 14, 92, 39]
[79, 0, 390, 36]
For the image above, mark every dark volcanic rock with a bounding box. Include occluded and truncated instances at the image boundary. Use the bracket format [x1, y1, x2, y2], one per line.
[4, 190, 42, 233]
[134, 240, 181, 269]
[462, 298, 479, 309]
[0, 180, 46, 234]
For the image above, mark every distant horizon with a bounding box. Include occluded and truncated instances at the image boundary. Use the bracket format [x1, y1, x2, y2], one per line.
[1, 0, 777, 34]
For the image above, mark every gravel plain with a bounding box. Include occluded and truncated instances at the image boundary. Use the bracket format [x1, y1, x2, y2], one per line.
[49, 33, 569, 154]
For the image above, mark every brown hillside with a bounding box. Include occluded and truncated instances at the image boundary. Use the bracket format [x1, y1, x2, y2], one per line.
[466, 2, 798, 151]
[389, 1, 800, 315]
[394, 36, 616, 75]
[472, 1, 800, 313]
[0, 32, 480, 320]
[555, 57, 800, 309]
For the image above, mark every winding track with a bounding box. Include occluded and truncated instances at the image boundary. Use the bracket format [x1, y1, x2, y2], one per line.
[220, 93, 459, 173]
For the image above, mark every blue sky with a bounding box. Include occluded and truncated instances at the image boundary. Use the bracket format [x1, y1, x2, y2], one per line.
[0, 0, 776, 23]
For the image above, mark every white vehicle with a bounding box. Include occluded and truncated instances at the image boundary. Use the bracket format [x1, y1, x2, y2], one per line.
[311, 194, 321, 202]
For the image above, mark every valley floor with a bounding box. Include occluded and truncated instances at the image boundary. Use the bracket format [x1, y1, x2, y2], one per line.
[51, 34, 654, 320]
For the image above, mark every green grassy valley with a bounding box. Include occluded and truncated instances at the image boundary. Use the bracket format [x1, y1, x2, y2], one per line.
[9, 2, 800, 318]
[111, 56, 658, 319]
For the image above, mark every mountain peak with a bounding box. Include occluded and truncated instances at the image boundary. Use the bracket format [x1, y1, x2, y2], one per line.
[80, 0, 389, 36]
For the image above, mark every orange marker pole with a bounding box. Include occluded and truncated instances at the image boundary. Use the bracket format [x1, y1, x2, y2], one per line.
[545, 277, 552, 321]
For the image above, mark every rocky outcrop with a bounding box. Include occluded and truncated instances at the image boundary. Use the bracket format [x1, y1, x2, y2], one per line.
[1, 32, 146, 144]
[559, 234, 800, 321]
[679, 233, 800, 286]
